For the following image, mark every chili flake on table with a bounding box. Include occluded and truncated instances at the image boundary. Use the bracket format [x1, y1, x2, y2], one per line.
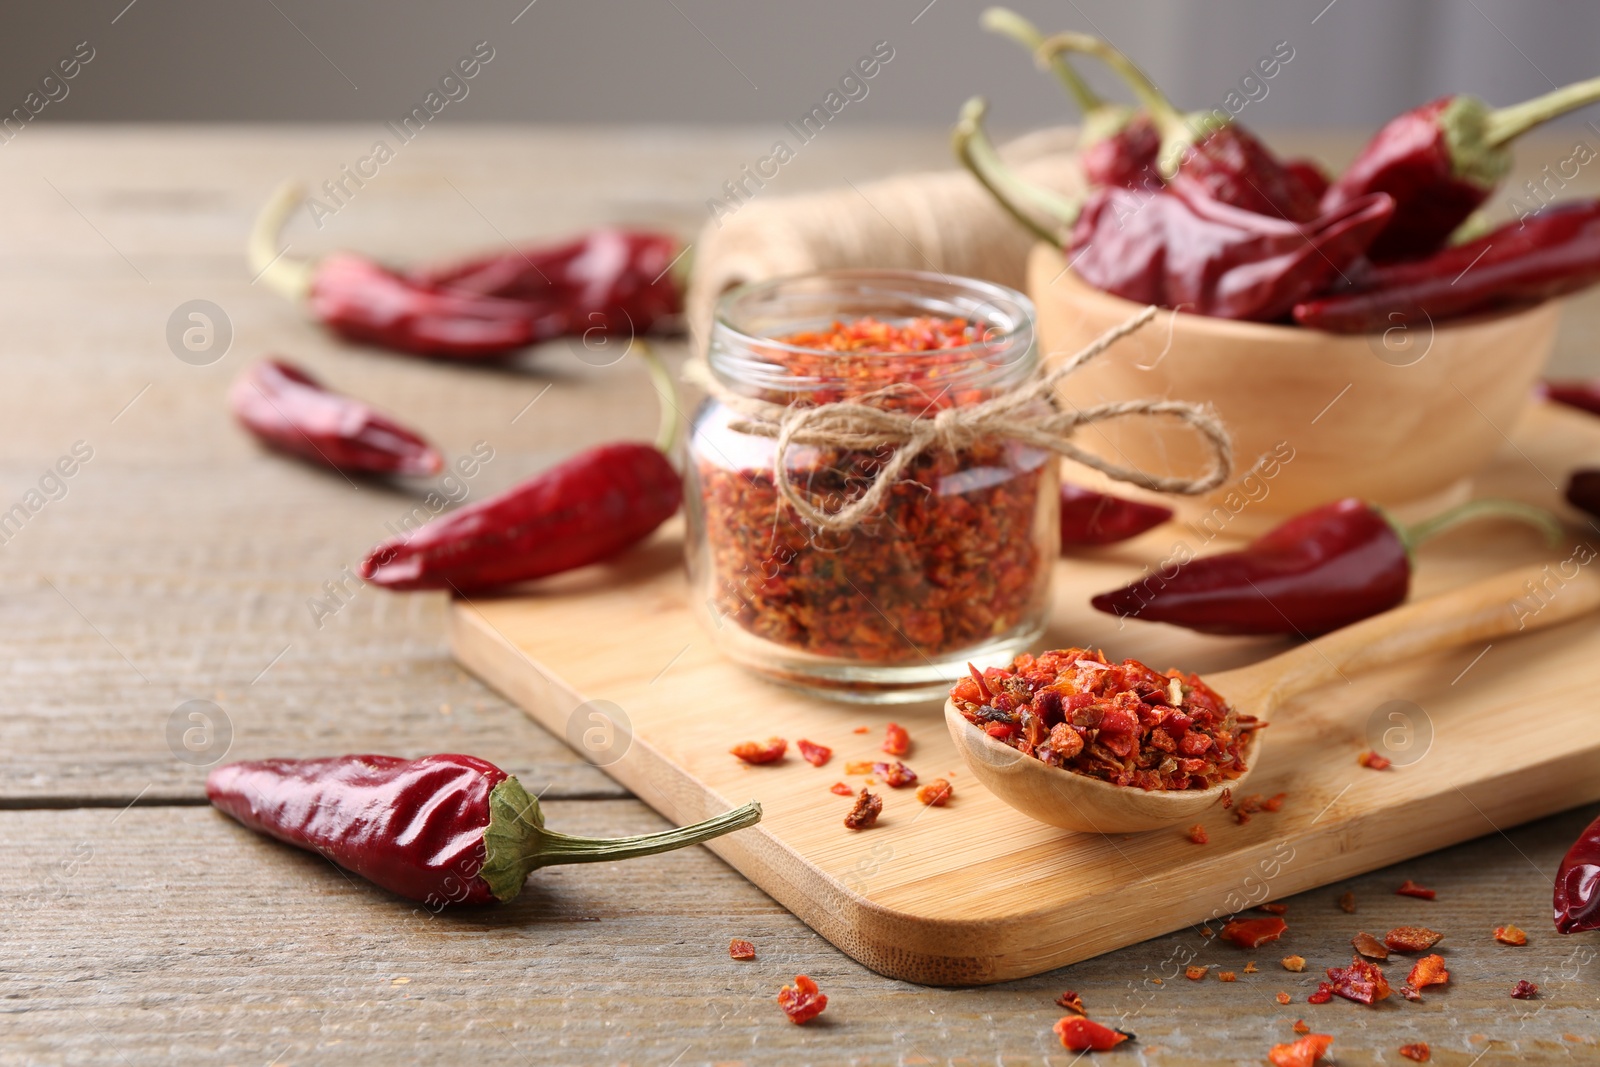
[796, 739, 832, 767]
[1338, 891, 1357, 914]
[1055, 990, 1086, 1015]
[1325, 955, 1391, 1005]
[916, 778, 953, 806]
[1396, 879, 1436, 899]
[1385, 925, 1443, 953]
[1401, 954, 1448, 1000]
[1494, 924, 1528, 945]
[1259, 902, 1289, 915]
[948, 648, 1260, 790]
[829, 782, 854, 796]
[729, 939, 756, 961]
[1510, 979, 1539, 999]
[1185, 965, 1209, 980]
[1352, 932, 1390, 959]
[1187, 824, 1209, 845]
[1268, 1033, 1333, 1067]
[731, 738, 787, 765]
[1358, 749, 1392, 770]
[1399, 1043, 1431, 1063]
[882, 722, 911, 756]
[1292, 1019, 1311, 1034]
[1220, 916, 1287, 949]
[844, 788, 882, 830]
[1282, 955, 1306, 972]
[777, 975, 827, 1024]
[1053, 1016, 1131, 1051]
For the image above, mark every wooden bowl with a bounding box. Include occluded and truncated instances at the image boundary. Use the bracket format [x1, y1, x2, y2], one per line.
[1029, 245, 1563, 523]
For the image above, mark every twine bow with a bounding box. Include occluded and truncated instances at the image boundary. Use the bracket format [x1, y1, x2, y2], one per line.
[690, 306, 1233, 531]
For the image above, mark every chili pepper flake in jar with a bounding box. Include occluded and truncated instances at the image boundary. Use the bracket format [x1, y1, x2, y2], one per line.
[687, 271, 1056, 702]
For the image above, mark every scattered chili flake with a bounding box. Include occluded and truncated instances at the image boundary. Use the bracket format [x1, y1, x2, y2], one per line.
[916, 778, 952, 806]
[1234, 793, 1267, 824]
[777, 974, 827, 1024]
[731, 737, 787, 764]
[1054, 1016, 1131, 1051]
[1276, 991, 1291, 1004]
[829, 782, 854, 796]
[1244, 961, 1259, 974]
[1307, 983, 1333, 1004]
[1200, 926, 1215, 938]
[1259, 903, 1289, 915]
[1055, 990, 1086, 1015]
[729, 938, 756, 960]
[873, 760, 918, 788]
[1352, 932, 1390, 960]
[844, 788, 882, 830]
[1510, 979, 1539, 999]
[1325, 954, 1391, 1005]
[1402, 953, 1448, 1001]
[1396, 879, 1436, 900]
[796, 739, 832, 767]
[1282, 956, 1306, 972]
[1398, 1043, 1430, 1063]
[1187, 824, 1209, 845]
[1221, 917, 1287, 949]
[1268, 1033, 1333, 1067]
[1358, 749, 1392, 770]
[853, 726, 870, 734]
[1262, 792, 1287, 812]
[882, 722, 910, 756]
[1494, 924, 1528, 946]
[1185, 965, 1209, 981]
[1218, 971, 1238, 982]
[1221, 788, 1234, 809]
[1292, 1019, 1310, 1034]
[1338, 891, 1357, 914]
[947, 648, 1260, 791]
[843, 760, 875, 775]
[1385, 926, 1443, 953]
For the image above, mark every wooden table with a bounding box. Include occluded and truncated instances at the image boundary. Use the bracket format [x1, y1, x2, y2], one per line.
[4, 126, 1599, 1065]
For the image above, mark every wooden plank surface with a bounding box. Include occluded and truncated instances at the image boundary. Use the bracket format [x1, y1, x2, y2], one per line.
[4, 125, 1600, 1061]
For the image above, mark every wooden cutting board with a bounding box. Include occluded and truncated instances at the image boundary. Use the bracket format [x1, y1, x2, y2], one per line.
[451, 401, 1600, 986]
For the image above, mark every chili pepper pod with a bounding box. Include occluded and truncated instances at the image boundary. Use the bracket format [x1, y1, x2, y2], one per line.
[228, 358, 443, 476]
[1037, 33, 1321, 220]
[249, 182, 559, 360]
[1294, 200, 1600, 333]
[981, 8, 1159, 189]
[1323, 76, 1600, 262]
[207, 754, 760, 905]
[361, 342, 683, 592]
[954, 97, 1394, 323]
[1091, 496, 1563, 637]
[1554, 809, 1600, 933]
[1059, 483, 1173, 547]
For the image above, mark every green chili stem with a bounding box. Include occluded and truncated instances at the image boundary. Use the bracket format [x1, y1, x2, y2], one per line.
[248, 181, 316, 301]
[1036, 32, 1185, 138]
[1485, 76, 1600, 148]
[953, 96, 1082, 247]
[635, 339, 681, 457]
[532, 800, 762, 867]
[1398, 498, 1564, 555]
[981, 8, 1103, 113]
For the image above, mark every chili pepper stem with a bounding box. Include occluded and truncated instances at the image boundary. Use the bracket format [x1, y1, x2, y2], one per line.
[1393, 498, 1564, 556]
[479, 775, 761, 902]
[1485, 76, 1600, 148]
[980, 8, 1104, 113]
[953, 96, 1081, 246]
[634, 339, 682, 457]
[248, 181, 316, 301]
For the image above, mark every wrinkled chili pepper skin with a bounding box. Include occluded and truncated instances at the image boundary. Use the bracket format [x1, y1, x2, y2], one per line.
[410, 229, 684, 338]
[1294, 201, 1600, 333]
[1082, 113, 1161, 190]
[1284, 157, 1332, 202]
[1554, 810, 1600, 933]
[1567, 469, 1600, 520]
[361, 442, 682, 592]
[311, 252, 562, 359]
[228, 359, 443, 476]
[1091, 498, 1409, 636]
[1060, 483, 1173, 547]
[207, 754, 507, 905]
[1067, 183, 1394, 322]
[1544, 378, 1600, 418]
[1170, 124, 1322, 222]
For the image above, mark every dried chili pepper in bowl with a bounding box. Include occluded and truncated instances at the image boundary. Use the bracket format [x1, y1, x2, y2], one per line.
[229, 358, 443, 477]
[1091, 496, 1562, 637]
[1554, 808, 1600, 934]
[207, 754, 759, 905]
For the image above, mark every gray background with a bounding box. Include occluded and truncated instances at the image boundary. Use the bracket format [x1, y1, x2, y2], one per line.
[6, 0, 1600, 130]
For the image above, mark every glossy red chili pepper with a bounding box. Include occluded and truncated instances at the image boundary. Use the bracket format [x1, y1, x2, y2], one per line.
[1091, 497, 1560, 636]
[408, 227, 684, 337]
[1322, 77, 1600, 262]
[1544, 378, 1600, 418]
[982, 9, 1159, 189]
[228, 358, 443, 476]
[955, 98, 1394, 323]
[1038, 33, 1320, 220]
[206, 754, 760, 906]
[1060, 483, 1173, 547]
[1283, 158, 1332, 202]
[1294, 201, 1600, 333]
[1567, 469, 1600, 520]
[1053, 1016, 1131, 1051]
[1554, 809, 1600, 933]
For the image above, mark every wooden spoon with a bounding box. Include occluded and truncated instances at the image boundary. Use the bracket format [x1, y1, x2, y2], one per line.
[946, 560, 1600, 833]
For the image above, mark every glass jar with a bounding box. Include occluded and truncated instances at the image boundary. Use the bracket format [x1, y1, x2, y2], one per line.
[685, 270, 1057, 703]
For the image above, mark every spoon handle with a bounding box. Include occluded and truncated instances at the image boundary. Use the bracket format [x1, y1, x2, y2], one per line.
[1253, 556, 1600, 712]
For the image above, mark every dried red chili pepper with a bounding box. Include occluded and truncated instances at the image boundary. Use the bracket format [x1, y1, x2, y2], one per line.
[1039, 33, 1320, 221]
[1510, 979, 1539, 999]
[949, 648, 1260, 791]
[1352, 932, 1390, 960]
[1495, 924, 1528, 945]
[1397, 879, 1437, 900]
[1055, 990, 1086, 1015]
[1093, 497, 1560, 636]
[206, 754, 759, 905]
[1221, 917, 1287, 949]
[917, 779, 953, 806]
[1544, 377, 1600, 418]
[882, 723, 911, 757]
[1294, 201, 1600, 332]
[844, 788, 882, 830]
[1269, 1033, 1333, 1067]
[1320, 77, 1600, 262]
[1385, 926, 1443, 953]
[1399, 1043, 1431, 1063]
[1059, 483, 1173, 548]
[1284, 158, 1332, 202]
[829, 782, 854, 796]
[1555, 809, 1600, 933]
[1567, 470, 1600, 521]
[228, 358, 443, 476]
[731, 738, 787, 765]
[729, 938, 756, 960]
[955, 97, 1394, 323]
[795, 739, 831, 767]
[1054, 1016, 1131, 1051]
[1326, 955, 1391, 1005]
[777, 975, 827, 1023]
